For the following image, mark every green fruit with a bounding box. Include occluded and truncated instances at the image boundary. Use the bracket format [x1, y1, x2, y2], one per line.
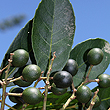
[8, 87, 23, 103]
[86, 93, 101, 108]
[76, 85, 92, 103]
[53, 71, 73, 88]
[87, 48, 104, 65]
[22, 87, 42, 105]
[13, 68, 33, 87]
[12, 49, 29, 67]
[22, 64, 41, 82]
[98, 74, 110, 88]
[63, 59, 78, 76]
[51, 83, 67, 95]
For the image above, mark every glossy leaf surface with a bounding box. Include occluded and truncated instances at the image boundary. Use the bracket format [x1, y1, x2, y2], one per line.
[0, 20, 35, 82]
[70, 38, 110, 87]
[32, 0, 75, 75]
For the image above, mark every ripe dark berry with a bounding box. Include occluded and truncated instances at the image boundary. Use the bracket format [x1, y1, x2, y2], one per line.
[76, 85, 92, 103]
[8, 87, 23, 103]
[22, 64, 41, 82]
[63, 59, 78, 76]
[12, 49, 29, 67]
[51, 83, 67, 95]
[53, 71, 73, 88]
[98, 74, 110, 88]
[87, 48, 104, 65]
[22, 87, 42, 105]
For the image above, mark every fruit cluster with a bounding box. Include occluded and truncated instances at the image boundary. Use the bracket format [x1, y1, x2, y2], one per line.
[1, 47, 110, 109]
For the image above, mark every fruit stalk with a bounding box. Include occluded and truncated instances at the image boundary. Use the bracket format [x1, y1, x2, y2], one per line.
[43, 52, 56, 110]
[1, 53, 13, 110]
[87, 89, 99, 110]
[0, 100, 17, 110]
[80, 65, 93, 87]
[61, 83, 76, 110]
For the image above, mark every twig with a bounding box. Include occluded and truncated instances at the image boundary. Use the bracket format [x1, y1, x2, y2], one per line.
[1, 53, 14, 110]
[61, 82, 77, 110]
[34, 71, 44, 87]
[7, 93, 22, 97]
[87, 89, 99, 110]
[79, 65, 93, 87]
[43, 52, 56, 110]
[0, 100, 17, 110]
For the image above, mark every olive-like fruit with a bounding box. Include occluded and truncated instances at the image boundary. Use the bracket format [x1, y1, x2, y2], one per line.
[51, 83, 67, 95]
[22, 64, 41, 82]
[8, 87, 23, 103]
[22, 87, 42, 105]
[13, 69, 33, 87]
[12, 49, 29, 67]
[53, 71, 73, 88]
[98, 74, 110, 88]
[63, 59, 78, 76]
[86, 93, 101, 108]
[76, 85, 92, 103]
[87, 48, 104, 65]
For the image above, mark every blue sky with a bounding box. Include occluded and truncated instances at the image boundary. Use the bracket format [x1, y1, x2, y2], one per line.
[0, 0, 110, 109]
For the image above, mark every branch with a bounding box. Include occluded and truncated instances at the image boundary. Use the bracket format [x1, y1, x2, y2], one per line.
[87, 89, 99, 110]
[43, 52, 56, 110]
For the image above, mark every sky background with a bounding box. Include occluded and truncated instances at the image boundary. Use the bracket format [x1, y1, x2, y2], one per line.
[0, 0, 110, 109]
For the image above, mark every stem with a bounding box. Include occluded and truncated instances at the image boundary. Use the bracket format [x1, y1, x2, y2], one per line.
[0, 100, 17, 110]
[7, 93, 22, 97]
[1, 53, 13, 110]
[80, 65, 93, 87]
[8, 76, 22, 83]
[34, 71, 44, 87]
[61, 83, 76, 110]
[43, 52, 56, 110]
[87, 89, 99, 110]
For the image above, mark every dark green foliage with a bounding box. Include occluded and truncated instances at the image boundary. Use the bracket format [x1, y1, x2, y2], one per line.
[51, 83, 67, 95]
[8, 87, 23, 103]
[53, 71, 73, 88]
[76, 85, 92, 103]
[22, 64, 41, 82]
[98, 74, 110, 88]
[87, 48, 104, 65]
[12, 49, 29, 67]
[22, 87, 42, 105]
[69, 38, 110, 87]
[32, 0, 75, 76]
[63, 59, 78, 76]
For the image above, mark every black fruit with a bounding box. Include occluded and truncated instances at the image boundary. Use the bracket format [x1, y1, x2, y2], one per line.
[76, 85, 92, 103]
[13, 69, 33, 87]
[98, 74, 110, 88]
[86, 93, 101, 108]
[63, 59, 78, 76]
[12, 49, 29, 67]
[8, 87, 23, 103]
[51, 83, 67, 95]
[53, 71, 73, 88]
[22, 87, 42, 105]
[87, 48, 104, 65]
[22, 64, 41, 82]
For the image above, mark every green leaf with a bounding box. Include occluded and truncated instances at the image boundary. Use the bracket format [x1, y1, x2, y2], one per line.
[70, 38, 110, 87]
[0, 20, 35, 83]
[32, 0, 75, 75]
[91, 86, 110, 110]
[11, 92, 78, 110]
